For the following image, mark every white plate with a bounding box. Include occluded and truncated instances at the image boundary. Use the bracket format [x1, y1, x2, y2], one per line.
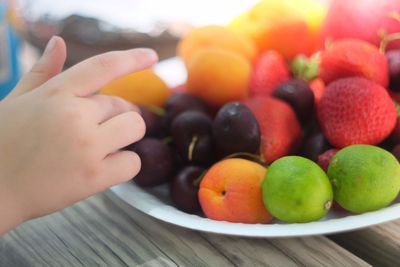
[110, 182, 400, 238]
[111, 58, 400, 237]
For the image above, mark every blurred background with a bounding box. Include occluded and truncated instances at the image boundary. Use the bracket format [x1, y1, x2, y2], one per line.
[0, 0, 260, 98]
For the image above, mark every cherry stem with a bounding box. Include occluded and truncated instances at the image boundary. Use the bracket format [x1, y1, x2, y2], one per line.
[379, 31, 400, 53]
[193, 170, 207, 187]
[188, 135, 198, 161]
[223, 152, 267, 166]
[162, 136, 172, 144]
[147, 105, 166, 117]
[388, 11, 400, 23]
[378, 11, 400, 52]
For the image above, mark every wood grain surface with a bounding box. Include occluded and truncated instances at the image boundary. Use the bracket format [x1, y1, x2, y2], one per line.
[0, 191, 375, 267]
[329, 219, 400, 267]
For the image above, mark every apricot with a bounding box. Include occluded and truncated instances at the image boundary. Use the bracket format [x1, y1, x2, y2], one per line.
[186, 48, 251, 107]
[100, 69, 170, 107]
[178, 25, 257, 65]
[199, 158, 272, 224]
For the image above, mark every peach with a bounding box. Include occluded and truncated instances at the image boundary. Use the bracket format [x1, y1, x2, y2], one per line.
[186, 48, 251, 107]
[199, 158, 272, 224]
[100, 69, 170, 107]
[178, 25, 257, 65]
[322, 0, 400, 50]
[229, 0, 327, 60]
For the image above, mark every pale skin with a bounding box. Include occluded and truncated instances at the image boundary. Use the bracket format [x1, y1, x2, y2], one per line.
[0, 36, 158, 235]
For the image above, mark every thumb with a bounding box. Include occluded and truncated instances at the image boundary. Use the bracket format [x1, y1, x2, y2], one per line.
[7, 36, 67, 98]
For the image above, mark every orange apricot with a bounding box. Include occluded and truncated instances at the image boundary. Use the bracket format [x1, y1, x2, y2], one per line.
[199, 158, 272, 224]
[100, 69, 170, 107]
[186, 48, 251, 107]
[178, 25, 257, 65]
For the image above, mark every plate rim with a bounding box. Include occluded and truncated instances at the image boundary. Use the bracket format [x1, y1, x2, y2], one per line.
[110, 182, 400, 238]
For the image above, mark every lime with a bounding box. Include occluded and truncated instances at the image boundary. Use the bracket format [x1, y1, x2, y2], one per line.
[262, 156, 333, 223]
[328, 144, 400, 213]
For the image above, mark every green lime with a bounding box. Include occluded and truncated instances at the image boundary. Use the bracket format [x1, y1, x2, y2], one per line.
[328, 144, 400, 213]
[262, 156, 333, 223]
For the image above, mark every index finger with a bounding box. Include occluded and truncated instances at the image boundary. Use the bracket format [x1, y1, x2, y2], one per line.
[48, 48, 158, 97]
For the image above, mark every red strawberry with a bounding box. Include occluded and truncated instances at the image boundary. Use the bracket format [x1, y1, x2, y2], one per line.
[318, 77, 397, 148]
[244, 96, 301, 163]
[309, 78, 325, 107]
[319, 39, 389, 87]
[317, 148, 339, 172]
[249, 50, 290, 96]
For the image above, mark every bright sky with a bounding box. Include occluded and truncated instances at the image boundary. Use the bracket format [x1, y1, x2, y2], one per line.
[18, 0, 259, 32]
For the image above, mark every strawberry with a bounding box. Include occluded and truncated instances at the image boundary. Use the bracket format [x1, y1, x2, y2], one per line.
[318, 77, 397, 148]
[317, 148, 339, 172]
[309, 78, 325, 107]
[319, 39, 389, 87]
[249, 50, 290, 96]
[244, 96, 301, 163]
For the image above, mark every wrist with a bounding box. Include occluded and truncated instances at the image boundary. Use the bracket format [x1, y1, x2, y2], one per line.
[0, 183, 26, 235]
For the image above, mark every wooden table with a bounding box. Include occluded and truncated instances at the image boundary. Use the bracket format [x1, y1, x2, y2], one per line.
[1, 191, 399, 267]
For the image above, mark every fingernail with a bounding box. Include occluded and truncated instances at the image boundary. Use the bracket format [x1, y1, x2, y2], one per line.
[131, 104, 140, 113]
[42, 36, 57, 57]
[141, 48, 158, 62]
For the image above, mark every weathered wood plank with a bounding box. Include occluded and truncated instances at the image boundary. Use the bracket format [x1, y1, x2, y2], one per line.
[201, 233, 371, 267]
[0, 193, 230, 267]
[106, 191, 371, 267]
[0, 191, 371, 267]
[329, 219, 400, 267]
[0, 196, 178, 267]
[89, 193, 232, 267]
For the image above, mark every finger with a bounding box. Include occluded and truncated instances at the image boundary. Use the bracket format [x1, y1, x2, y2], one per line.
[7, 36, 66, 98]
[48, 48, 158, 97]
[99, 111, 145, 152]
[87, 94, 139, 123]
[99, 150, 141, 189]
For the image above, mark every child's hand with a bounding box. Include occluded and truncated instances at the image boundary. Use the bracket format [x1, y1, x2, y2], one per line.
[0, 36, 157, 234]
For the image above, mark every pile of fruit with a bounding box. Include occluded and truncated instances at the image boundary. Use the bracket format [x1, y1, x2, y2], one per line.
[101, 0, 400, 224]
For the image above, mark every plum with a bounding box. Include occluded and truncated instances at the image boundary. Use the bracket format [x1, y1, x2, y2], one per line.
[127, 138, 175, 187]
[273, 79, 314, 123]
[212, 102, 260, 157]
[170, 110, 214, 165]
[164, 93, 208, 127]
[170, 166, 205, 213]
